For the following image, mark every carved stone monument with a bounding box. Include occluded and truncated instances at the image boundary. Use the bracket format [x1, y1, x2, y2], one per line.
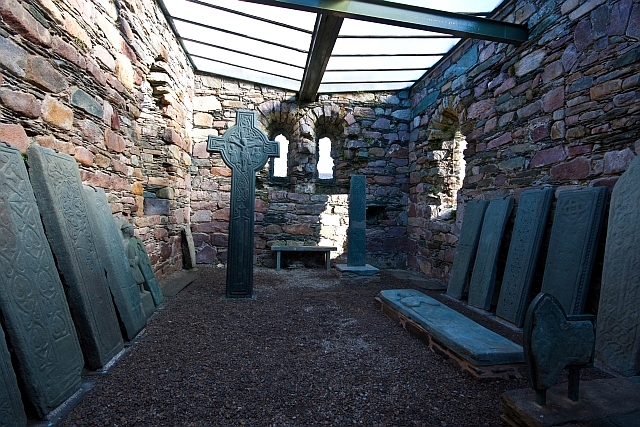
[447, 200, 489, 299]
[207, 110, 279, 298]
[496, 188, 553, 327]
[0, 143, 83, 416]
[540, 187, 607, 315]
[336, 174, 379, 276]
[468, 196, 514, 311]
[26, 144, 124, 369]
[0, 326, 26, 427]
[596, 155, 640, 376]
[84, 186, 147, 341]
[121, 222, 164, 307]
[523, 293, 595, 405]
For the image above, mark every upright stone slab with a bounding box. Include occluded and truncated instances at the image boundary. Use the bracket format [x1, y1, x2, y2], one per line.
[207, 110, 279, 298]
[496, 188, 554, 327]
[182, 225, 196, 269]
[0, 143, 83, 417]
[26, 144, 124, 369]
[347, 174, 366, 266]
[596, 155, 640, 376]
[83, 186, 146, 341]
[468, 196, 514, 310]
[0, 326, 26, 427]
[541, 186, 607, 315]
[447, 200, 489, 300]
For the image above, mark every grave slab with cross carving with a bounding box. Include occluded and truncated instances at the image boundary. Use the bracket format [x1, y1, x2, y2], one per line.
[207, 110, 279, 298]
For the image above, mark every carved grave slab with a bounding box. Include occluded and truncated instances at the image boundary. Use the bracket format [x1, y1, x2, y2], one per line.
[207, 110, 278, 298]
[0, 143, 83, 416]
[347, 174, 366, 266]
[596, 155, 640, 376]
[540, 187, 607, 315]
[496, 188, 554, 327]
[524, 293, 595, 405]
[0, 308, 27, 427]
[468, 196, 514, 310]
[84, 186, 146, 341]
[447, 200, 489, 299]
[27, 145, 124, 369]
[137, 239, 164, 306]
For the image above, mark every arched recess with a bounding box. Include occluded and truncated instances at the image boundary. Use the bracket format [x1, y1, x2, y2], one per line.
[256, 101, 298, 184]
[304, 107, 347, 185]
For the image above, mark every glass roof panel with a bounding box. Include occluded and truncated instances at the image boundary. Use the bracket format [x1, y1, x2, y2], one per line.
[158, 0, 508, 94]
[193, 56, 301, 91]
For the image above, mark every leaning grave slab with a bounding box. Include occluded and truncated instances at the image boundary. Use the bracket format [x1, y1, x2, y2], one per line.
[0, 325, 27, 427]
[446, 200, 489, 300]
[540, 186, 607, 315]
[27, 144, 124, 369]
[207, 110, 279, 298]
[596, 154, 640, 377]
[468, 196, 514, 311]
[84, 186, 147, 341]
[0, 143, 84, 417]
[496, 188, 554, 327]
[377, 289, 523, 379]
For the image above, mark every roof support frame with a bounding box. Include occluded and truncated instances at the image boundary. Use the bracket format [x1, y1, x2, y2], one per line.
[239, 0, 528, 44]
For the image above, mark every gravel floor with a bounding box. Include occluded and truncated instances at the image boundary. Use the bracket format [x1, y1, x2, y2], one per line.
[58, 266, 591, 426]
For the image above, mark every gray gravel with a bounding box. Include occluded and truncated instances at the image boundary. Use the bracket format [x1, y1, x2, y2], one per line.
[59, 266, 546, 426]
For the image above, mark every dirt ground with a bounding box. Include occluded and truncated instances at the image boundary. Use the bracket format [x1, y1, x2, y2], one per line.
[58, 266, 606, 426]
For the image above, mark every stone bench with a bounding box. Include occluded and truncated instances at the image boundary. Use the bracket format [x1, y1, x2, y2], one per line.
[271, 245, 337, 271]
[377, 289, 524, 379]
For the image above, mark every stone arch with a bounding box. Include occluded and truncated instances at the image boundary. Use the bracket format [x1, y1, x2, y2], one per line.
[301, 107, 347, 183]
[423, 96, 467, 220]
[256, 100, 299, 182]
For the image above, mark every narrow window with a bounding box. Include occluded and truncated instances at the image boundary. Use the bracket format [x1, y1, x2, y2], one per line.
[317, 136, 333, 180]
[271, 134, 288, 179]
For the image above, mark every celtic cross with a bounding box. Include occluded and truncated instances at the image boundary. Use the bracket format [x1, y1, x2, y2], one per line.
[207, 110, 279, 298]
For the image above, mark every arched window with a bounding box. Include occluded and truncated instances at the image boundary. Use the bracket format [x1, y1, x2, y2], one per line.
[317, 136, 334, 180]
[270, 134, 289, 181]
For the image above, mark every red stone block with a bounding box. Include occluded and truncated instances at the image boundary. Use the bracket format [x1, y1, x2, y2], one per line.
[104, 129, 125, 153]
[542, 86, 565, 112]
[550, 156, 590, 180]
[530, 145, 567, 168]
[210, 166, 232, 177]
[487, 132, 513, 150]
[282, 224, 313, 235]
[0, 0, 51, 46]
[0, 123, 29, 152]
[74, 146, 94, 166]
[0, 89, 41, 118]
[567, 144, 593, 157]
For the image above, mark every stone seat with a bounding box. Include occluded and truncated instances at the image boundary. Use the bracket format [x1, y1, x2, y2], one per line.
[377, 289, 524, 379]
[271, 245, 337, 271]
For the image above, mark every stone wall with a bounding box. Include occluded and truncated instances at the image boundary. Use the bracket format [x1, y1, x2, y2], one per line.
[0, 0, 194, 279]
[189, 76, 412, 269]
[408, 0, 640, 282]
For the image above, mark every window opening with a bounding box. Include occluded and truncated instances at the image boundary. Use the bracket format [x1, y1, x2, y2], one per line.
[271, 134, 289, 178]
[317, 136, 333, 180]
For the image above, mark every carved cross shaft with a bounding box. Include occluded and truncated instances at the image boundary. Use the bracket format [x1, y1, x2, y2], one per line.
[207, 110, 279, 298]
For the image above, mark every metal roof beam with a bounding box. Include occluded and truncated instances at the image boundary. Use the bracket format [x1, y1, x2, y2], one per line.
[299, 13, 343, 102]
[238, 0, 528, 45]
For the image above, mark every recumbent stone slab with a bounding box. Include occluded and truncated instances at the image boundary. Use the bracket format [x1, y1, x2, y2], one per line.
[496, 188, 554, 327]
[541, 186, 607, 315]
[207, 110, 279, 298]
[468, 196, 514, 311]
[27, 144, 124, 369]
[83, 186, 146, 341]
[596, 155, 640, 377]
[447, 200, 489, 299]
[347, 174, 366, 266]
[0, 308, 27, 427]
[0, 143, 83, 417]
[379, 289, 524, 366]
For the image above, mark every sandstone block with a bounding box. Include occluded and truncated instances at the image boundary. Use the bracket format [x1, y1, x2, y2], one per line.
[74, 146, 94, 166]
[0, 89, 41, 118]
[542, 86, 565, 112]
[105, 129, 126, 153]
[590, 79, 622, 100]
[41, 95, 73, 130]
[604, 148, 635, 174]
[64, 15, 91, 50]
[194, 112, 213, 127]
[514, 50, 545, 77]
[52, 36, 85, 68]
[211, 166, 232, 177]
[550, 156, 590, 180]
[0, 0, 51, 46]
[115, 54, 134, 91]
[0, 123, 29, 152]
[530, 145, 567, 168]
[487, 132, 512, 150]
[93, 45, 115, 71]
[467, 99, 495, 120]
[353, 107, 375, 118]
[193, 95, 222, 112]
[25, 56, 68, 93]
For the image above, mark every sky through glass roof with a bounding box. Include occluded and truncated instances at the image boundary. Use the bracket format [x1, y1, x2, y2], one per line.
[159, 0, 506, 94]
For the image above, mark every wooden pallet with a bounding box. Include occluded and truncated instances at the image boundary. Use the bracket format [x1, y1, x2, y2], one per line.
[376, 297, 523, 380]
